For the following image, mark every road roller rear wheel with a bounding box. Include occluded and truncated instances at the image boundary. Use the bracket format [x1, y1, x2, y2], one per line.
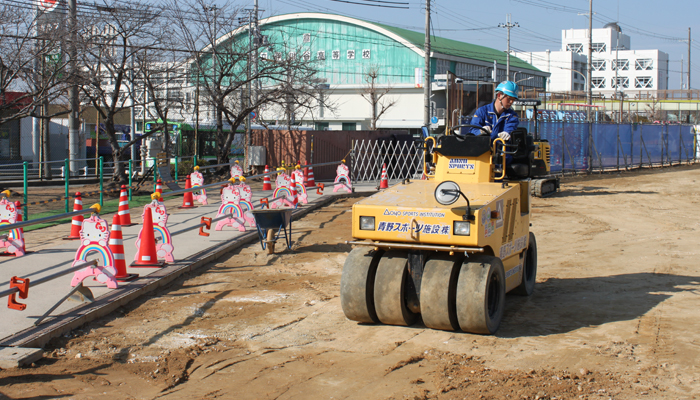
[340, 247, 384, 323]
[420, 254, 460, 331]
[513, 232, 538, 296]
[373, 250, 417, 326]
[456, 255, 506, 334]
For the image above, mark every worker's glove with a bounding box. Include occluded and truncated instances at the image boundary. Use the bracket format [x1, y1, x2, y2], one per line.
[498, 131, 511, 141]
[481, 125, 492, 134]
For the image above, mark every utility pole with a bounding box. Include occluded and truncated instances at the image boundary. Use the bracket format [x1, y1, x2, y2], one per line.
[498, 14, 519, 79]
[688, 27, 692, 90]
[68, 0, 79, 176]
[423, 0, 431, 128]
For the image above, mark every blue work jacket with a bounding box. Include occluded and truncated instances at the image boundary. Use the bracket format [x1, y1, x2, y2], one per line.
[467, 102, 520, 140]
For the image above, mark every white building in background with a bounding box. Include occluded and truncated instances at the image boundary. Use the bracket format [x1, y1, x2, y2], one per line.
[512, 49, 588, 93]
[514, 23, 669, 97]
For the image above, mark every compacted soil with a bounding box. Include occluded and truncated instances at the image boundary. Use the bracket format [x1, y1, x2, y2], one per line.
[2, 166, 700, 399]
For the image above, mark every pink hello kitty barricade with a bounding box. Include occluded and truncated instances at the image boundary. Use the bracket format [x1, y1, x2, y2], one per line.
[270, 170, 296, 209]
[230, 160, 244, 181]
[291, 167, 308, 204]
[234, 179, 256, 228]
[216, 183, 247, 232]
[191, 166, 208, 205]
[334, 161, 352, 193]
[135, 197, 174, 262]
[71, 212, 118, 289]
[0, 197, 24, 257]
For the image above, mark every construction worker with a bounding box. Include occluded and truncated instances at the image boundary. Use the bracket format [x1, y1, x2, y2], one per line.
[467, 80, 520, 141]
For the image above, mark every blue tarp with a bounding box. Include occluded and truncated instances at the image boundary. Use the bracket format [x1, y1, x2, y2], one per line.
[519, 121, 695, 172]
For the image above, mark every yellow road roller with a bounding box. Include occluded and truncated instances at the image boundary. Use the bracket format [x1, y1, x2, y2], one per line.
[341, 126, 538, 334]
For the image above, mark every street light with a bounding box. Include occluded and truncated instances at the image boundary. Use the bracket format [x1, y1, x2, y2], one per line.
[516, 76, 534, 84]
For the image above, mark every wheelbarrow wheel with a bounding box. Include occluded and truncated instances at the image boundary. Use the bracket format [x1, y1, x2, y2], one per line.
[266, 228, 276, 254]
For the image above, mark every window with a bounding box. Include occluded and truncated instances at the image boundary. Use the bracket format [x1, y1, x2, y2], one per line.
[592, 43, 607, 53]
[314, 122, 329, 130]
[342, 122, 356, 131]
[592, 59, 606, 71]
[302, 51, 310, 61]
[591, 77, 605, 88]
[362, 49, 370, 59]
[260, 52, 268, 60]
[612, 77, 629, 88]
[635, 76, 653, 88]
[567, 43, 583, 53]
[347, 50, 355, 60]
[303, 33, 310, 43]
[332, 50, 340, 60]
[612, 59, 629, 71]
[635, 59, 653, 70]
[288, 52, 296, 60]
[274, 52, 282, 62]
[317, 50, 325, 60]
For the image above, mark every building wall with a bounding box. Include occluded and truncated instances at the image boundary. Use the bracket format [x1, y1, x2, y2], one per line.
[512, 50, 588, 92]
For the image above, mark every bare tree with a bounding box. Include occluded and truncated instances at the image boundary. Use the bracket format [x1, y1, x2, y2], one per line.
[135, 48, 189, 159]
[360, 65, 396, 130]
[0, 3, 70, 125]
[169, 0, 330, 168]
[75, 1, 164, 182]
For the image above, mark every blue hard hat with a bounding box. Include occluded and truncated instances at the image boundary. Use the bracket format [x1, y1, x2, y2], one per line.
[495, 80, 519, 100]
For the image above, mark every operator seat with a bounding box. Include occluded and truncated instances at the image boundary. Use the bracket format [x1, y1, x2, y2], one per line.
[506, 127, 535, 180]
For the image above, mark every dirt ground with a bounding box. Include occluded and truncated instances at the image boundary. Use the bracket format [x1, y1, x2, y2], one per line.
[2, 166, 700, 400]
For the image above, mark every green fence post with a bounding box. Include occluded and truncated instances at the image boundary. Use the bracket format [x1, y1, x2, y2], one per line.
[99, 156, 104, 207]
[193, 154, 197, 167]
[23, 161, 28, 219]
[64, 158, 70, 213]
[128, 159, 133, 201]
[153, 156, 157, 192]
[175, 156, 179, 181]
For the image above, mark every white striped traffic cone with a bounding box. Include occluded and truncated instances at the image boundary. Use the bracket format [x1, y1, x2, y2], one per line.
[306, 165, 315, 187]
[379, 164, 389, 189]
[118, 185, 134, 226]
[262, 165, 272, 191]
[64, 193, 83, 240]
[110, 214, 138, 281]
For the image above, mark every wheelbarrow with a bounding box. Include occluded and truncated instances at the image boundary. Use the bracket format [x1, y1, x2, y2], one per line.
[252, 209, 293, 254]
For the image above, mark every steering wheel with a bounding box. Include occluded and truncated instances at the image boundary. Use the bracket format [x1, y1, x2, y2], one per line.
[450, 124, 491, 138]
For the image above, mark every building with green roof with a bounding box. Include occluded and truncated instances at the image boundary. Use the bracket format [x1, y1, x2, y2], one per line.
[215, 12, 549, 132]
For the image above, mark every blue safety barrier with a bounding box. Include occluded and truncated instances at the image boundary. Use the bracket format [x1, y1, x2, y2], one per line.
[519, 121, 696, 172]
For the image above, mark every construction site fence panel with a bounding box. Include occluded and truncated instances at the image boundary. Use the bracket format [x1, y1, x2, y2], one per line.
[250, 129, 407, 181]
[521, 121, 697, 172]
[351, 138, 424, 183]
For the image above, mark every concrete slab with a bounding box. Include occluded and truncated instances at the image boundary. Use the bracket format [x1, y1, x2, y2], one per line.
[0, 346, 44, 368]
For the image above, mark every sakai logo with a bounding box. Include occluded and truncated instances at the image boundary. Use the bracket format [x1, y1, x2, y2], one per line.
[448, 159, 475, 170]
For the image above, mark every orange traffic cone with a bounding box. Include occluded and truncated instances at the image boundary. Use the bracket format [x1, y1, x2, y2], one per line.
[14, 201, 25, 253]
[262, 165, 272, 191]
[178, 175, 197, 209]
[131, 207, 165, 268]
[110, 214, 138, 281]
[290, 174, 298, 208]
[64, 193, 83, 240]
[118, 185, 134, 226]
[306, 165, 315, 187]
[379, 164, 389, 189]
[156, 179, 163, 201]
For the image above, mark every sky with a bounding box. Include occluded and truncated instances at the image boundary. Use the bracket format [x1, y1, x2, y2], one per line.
[249, 0, 700, 90]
